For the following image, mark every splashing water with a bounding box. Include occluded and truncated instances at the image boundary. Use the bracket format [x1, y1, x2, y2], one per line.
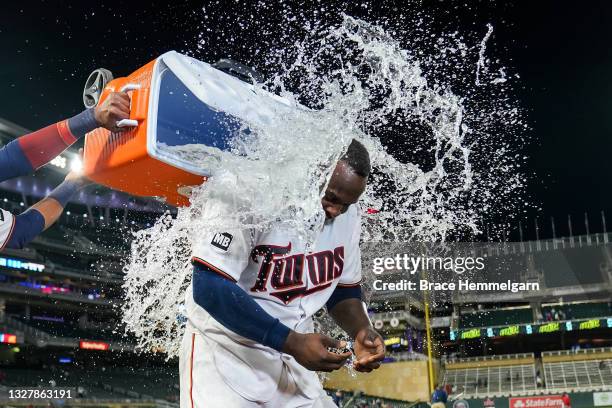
[476, 24, 494, 86]
[122, 13, 528, 357]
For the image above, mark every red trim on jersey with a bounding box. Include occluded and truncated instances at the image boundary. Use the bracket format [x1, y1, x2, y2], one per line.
[0, 212, 16, 250]
[190, 332, 195, 408]
[18, 121, 75, 169]
[192, 257, 237, 282]
[56, 120, 78, 145]
[337, 281, 362, 288]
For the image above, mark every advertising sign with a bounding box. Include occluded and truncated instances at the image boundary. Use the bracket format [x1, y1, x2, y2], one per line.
[509, 396, 563, 408]
[594, 392, 612, 407]
[79, 340, 110, 351]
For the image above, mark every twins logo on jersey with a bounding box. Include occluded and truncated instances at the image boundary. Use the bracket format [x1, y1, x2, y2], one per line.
[249, 243, 344, 304]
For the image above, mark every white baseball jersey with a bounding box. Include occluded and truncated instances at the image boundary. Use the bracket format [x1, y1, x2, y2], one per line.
[0, 208, 15, 250]
[183, 197, 362, 402]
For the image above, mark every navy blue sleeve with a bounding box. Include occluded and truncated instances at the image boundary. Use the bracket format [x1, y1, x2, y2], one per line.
[67, 108, 98, 139]
[0, 140, 32, 182]
[325, 285, 362, 312]
[5, 209, 45, 249]
[192, 263, 291, 352]
[47, 180, 83, 207]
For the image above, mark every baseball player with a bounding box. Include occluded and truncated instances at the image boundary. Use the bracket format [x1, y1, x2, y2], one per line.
[0, 92, 130, 250]
[180, 139, 385, 407]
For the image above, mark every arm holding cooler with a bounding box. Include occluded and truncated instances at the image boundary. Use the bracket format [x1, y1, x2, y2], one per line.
[0, 109, 98, 182]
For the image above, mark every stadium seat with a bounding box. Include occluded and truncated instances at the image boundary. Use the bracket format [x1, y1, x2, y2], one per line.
[542, 348, 612, 392]
[442, 354, 538, 398]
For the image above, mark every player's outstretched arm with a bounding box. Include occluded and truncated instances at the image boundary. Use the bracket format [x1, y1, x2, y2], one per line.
[327, 294, 386, 373]
[3, 172, 89, 250]
[192, 263, 352, 371]
[0, 92, 129, 182]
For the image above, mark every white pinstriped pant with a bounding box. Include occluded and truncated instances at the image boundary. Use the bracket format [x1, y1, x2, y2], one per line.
[179, 324, 336, 408]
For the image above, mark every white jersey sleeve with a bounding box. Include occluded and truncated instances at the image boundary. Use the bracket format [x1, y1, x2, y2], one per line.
[0, 208, 16, 250]
[338, 205, 362, 287]
[191, 199, 254, 282]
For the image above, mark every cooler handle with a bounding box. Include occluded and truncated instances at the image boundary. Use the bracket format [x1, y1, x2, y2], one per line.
[116, 83, 142, 127]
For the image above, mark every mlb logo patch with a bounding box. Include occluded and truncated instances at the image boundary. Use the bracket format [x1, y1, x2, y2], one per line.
[211, 232, 233, 251]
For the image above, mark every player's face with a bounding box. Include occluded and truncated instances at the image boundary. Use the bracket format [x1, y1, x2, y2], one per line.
[322, 160, 367, 220]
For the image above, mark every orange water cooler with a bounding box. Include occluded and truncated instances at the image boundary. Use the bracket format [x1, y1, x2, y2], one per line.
[82, 51, 292, 206]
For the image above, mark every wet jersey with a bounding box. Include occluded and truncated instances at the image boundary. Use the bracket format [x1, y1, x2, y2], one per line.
[184, 198, 362, 400]
[186, 199, 362, 334]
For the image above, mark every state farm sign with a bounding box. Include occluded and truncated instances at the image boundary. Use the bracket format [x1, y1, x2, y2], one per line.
[509, 396, 563, 408]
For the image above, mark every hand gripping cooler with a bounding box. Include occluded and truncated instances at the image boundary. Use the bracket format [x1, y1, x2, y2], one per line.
[83, 51, 292, 206]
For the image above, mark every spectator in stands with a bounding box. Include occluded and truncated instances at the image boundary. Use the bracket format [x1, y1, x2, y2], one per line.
[561, 392, 571, 408]
[0, 92, 130, 250]
[536, 370, 543, 388]
[431, 384, 448, 408]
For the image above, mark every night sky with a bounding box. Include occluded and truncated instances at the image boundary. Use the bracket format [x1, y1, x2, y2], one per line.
[1, 1, 611, 239]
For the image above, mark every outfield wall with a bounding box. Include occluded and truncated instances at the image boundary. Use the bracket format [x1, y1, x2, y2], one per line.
[324, 360, 433, 402]
[435, 391, 612, 408]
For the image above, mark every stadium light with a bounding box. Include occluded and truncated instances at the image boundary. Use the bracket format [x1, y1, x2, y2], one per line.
[50, 155, 67, 169]
[70, 156, 83, 172]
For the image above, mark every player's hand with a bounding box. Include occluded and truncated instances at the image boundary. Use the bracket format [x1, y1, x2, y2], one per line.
[94, 91, 131, 132]
[282, 331, 352, 372]
[352, 327, 385, 372]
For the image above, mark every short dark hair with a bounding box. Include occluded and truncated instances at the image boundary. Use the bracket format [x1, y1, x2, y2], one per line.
[341, 139, 371, 178]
